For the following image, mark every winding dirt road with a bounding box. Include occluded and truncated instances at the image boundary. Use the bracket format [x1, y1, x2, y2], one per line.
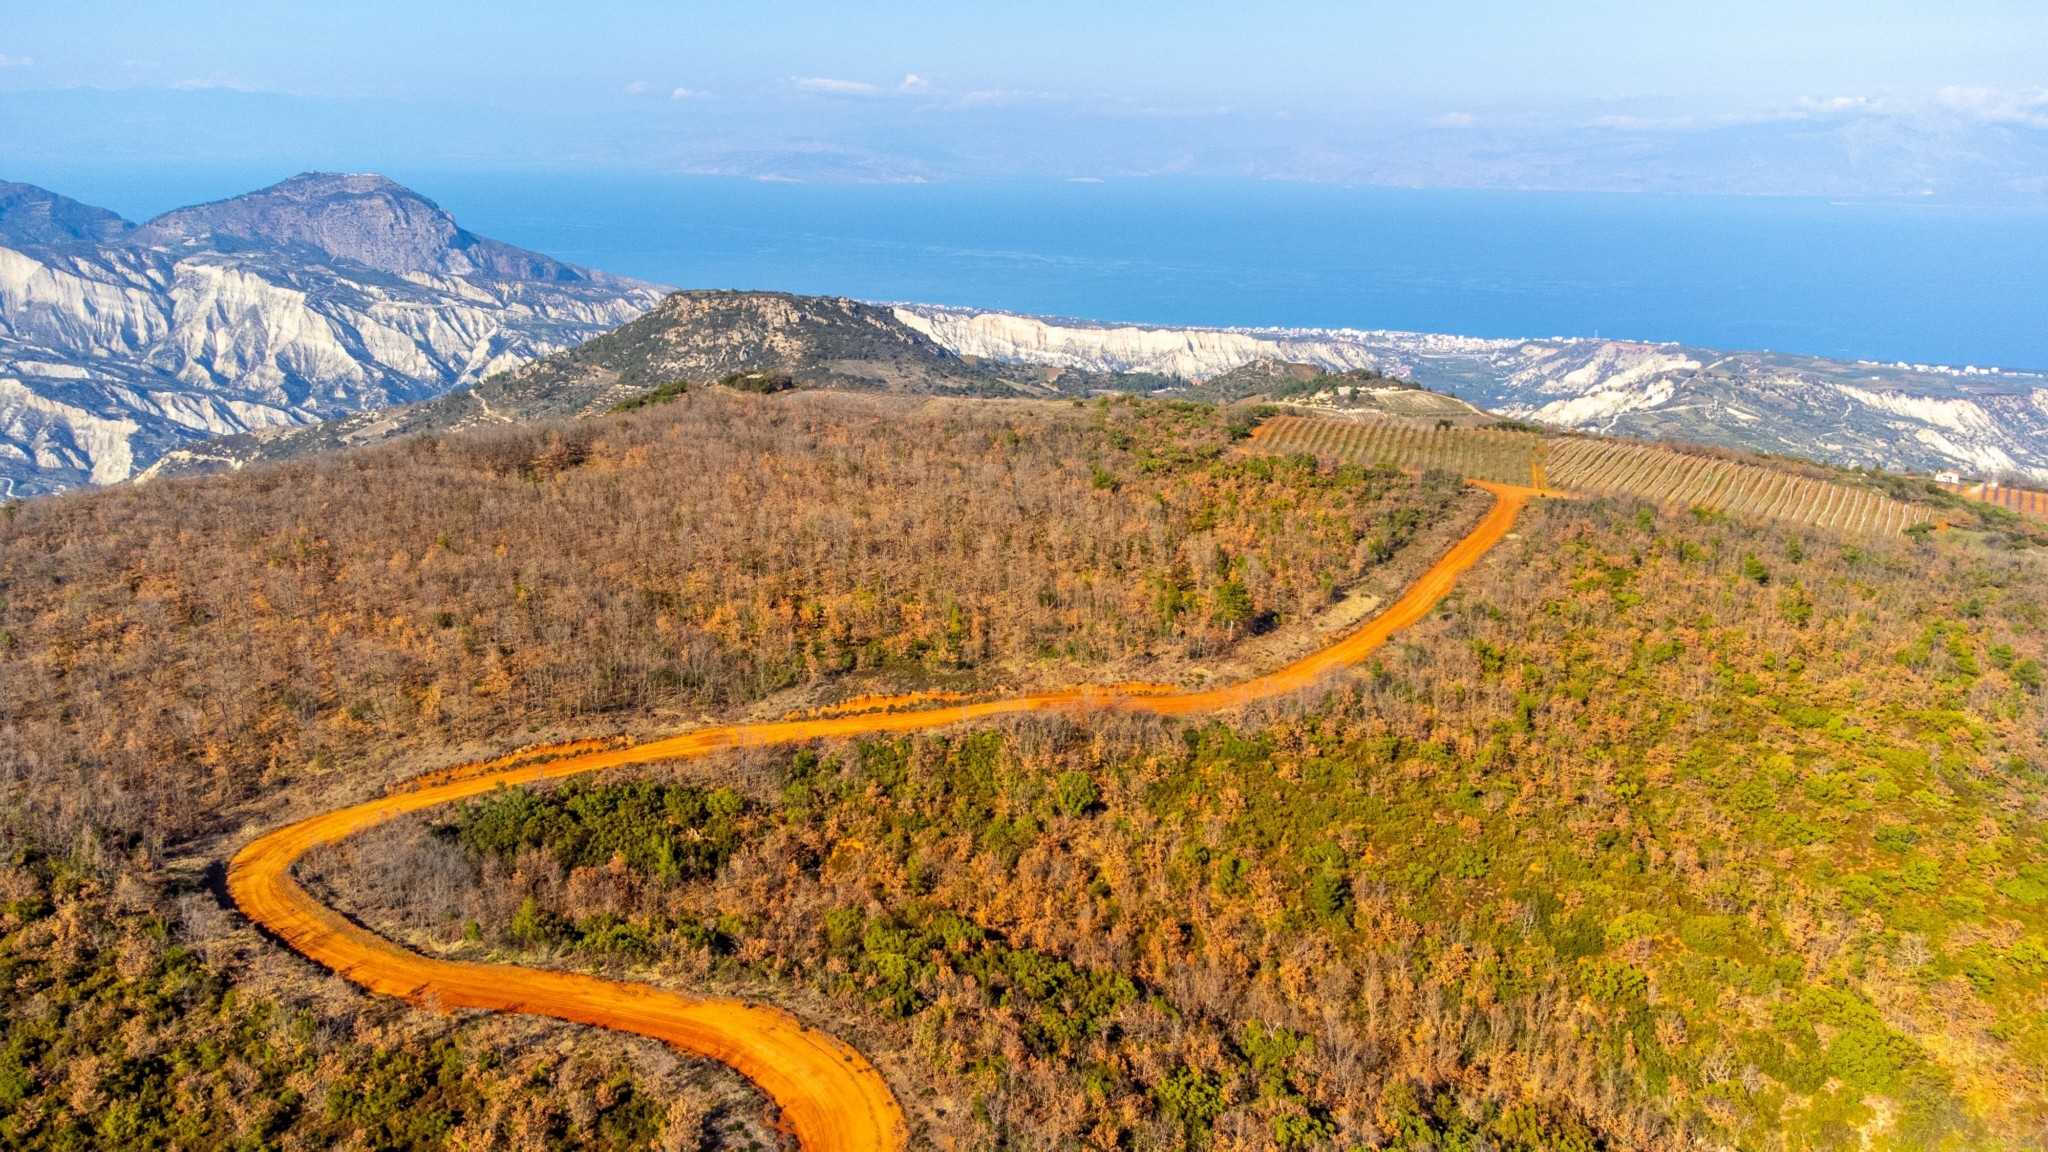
[228, 481, 1539, 1152]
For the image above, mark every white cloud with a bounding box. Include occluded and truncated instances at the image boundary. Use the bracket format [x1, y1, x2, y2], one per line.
[1937, 85, 2048, 126]
[1430, 112, 1476, 128]
[952, 88, 1059, 109]
[1791, 94, 1882, 118]
[624, 80, 651, 95]
[169, 74, 263, 92]
[1586, 96, 1895, 133]
[899, 73, 929, 93]
[671, 86, 708, 100]
[0, 53, 32, 68]
[1590, 113, 1692, 130]
[794, 76, 882, 95]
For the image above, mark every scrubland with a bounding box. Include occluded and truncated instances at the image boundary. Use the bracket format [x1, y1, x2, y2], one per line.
[5, 388, 2046, 1150]
[0, 391, 1468, 1150]
[306, 497, 2048, 1150]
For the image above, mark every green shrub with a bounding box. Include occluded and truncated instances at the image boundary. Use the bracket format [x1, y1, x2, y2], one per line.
[1449, 846, 1491, 879]
[1582, 959, 1648, 1004]
[1306, 870, 1354, 924]
[1680, 915, 1735, 955]
[1605, 910, 1661, 945]
[719, 370, 794, 393]
[1900, 856, 1942, 893]
[1731, 774, 1779, 811]
[1053, 771, 1100, 816]
[456, 780, 744, 880]
[1153, 1066, 1227, 1138]
[1272, 1109, 1337, 1148]
[1211, 579, 1253, 630]
[608, 379, 690, 412]
[2000, 864, 2048, 906]
[510, 898, 571, 947]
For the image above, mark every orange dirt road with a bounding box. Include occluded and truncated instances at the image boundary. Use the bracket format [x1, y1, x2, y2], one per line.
[227, 481, 1538, 1152]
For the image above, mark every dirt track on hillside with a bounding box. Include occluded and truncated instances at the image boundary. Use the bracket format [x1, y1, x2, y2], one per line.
[228, 482, 1538, 1152]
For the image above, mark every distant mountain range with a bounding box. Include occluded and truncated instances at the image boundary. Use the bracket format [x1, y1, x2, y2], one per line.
[897, 307, 2048, 481]
[134, 291, 1501, 483]
[5, 172, 2045, 495]
[0, 173, 666, 497]
[135, 290, 1040, 481]
[97, 289, 2048, 492]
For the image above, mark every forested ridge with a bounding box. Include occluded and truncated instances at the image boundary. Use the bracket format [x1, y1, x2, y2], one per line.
[0, 390, 1472, 1150]
[0, 390, 1466, 852]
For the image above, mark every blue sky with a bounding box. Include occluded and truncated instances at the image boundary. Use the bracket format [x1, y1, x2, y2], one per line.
[5, 2, 2048, 197]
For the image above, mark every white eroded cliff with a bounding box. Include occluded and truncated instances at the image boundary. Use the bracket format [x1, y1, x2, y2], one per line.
[0, 174, 667, 495]
[894, 304, 2048, 482]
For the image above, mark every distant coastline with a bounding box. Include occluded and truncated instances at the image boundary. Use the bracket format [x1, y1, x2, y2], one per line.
[391, 172, 2048, 373]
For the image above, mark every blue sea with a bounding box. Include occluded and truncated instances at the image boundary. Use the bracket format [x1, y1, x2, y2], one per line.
[35, 166, 2048, 372]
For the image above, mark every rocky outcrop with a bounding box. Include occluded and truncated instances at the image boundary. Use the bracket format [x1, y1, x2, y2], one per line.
[896, 308, 1296, 379]
[895, 305, 2048, 482]
[0, 174, 665, 496]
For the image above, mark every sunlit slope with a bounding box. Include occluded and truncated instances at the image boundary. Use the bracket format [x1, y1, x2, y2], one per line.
[1544, 437, 1923, 534]
[230, 483, 1535, 1152]
[1253, 413, 1931, 534]
[1944, 480, 2048, 522]
[1251, 414, 1545, 486]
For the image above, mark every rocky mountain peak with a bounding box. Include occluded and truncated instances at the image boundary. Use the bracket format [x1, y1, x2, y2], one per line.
[0, 180, 135, 247]
[0, 173, 668, 496]
[130, 171, 587, 281]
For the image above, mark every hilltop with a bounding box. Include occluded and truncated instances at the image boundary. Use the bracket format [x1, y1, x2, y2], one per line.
[126, 172, 604, 282]
[138, 309, 1503, 482]
[133, 290, 1065, 480]
[1184, 358, 1496, 422]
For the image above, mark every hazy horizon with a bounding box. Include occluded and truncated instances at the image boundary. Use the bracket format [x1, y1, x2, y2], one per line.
[6, 2, 2046, 370]
[6, 2, 2048, 200]
[14, 164, 2042, 373]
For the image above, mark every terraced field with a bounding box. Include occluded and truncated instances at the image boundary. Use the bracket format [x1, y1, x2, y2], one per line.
[1544, 438, 1924, 535]
[1251, 414, 1544, 486]
[1254, 414, 1930, 535]
[1943, 481, 2048, 522]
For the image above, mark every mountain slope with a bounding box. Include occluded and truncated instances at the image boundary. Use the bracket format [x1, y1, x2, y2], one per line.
[1188, 358, 1496, 422]
[129, 173, 604, 282]
[136, 290, 1047, 480]
[0, 180, 133, 246]
[896, 305, 2048, 481]
[0, 173, 665, 497]
[499, 289, 1030, 395]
